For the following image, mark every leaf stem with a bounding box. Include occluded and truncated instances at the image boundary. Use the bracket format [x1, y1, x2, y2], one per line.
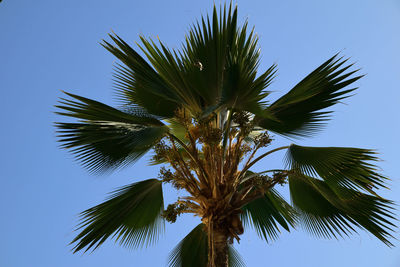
[221, 109, 233, 183]
[167, 133, 209, 186]
[235, 146, 290, 187]
[244, 146, 289, 173]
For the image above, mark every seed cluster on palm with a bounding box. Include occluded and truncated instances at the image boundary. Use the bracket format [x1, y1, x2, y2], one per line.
[55, 4, 395, 267]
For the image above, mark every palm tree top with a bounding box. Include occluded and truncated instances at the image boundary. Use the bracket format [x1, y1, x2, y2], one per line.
[57, 3, 362, 173]
[55, 3, 396, 266]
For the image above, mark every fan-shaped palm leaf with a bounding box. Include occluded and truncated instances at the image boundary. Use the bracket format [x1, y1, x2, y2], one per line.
[288, 173, 395, 246]
[240, 188, 297, 242]
[55, 3, 396, 266]
[108, 4, 275, 118]
[285, 144, 387, 193]
[256, 55, 363, 137]
[103, 35, 179, 118]
[168, 223, 245, 267]
[55, 92, 169, 172]
[71, 179, 164, 252]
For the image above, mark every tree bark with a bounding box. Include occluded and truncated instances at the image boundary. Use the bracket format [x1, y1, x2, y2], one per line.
[208, 225, 229, 267]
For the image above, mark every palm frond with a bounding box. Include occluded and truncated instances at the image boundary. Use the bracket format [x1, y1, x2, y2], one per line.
[168, 224, 208, 267]
[182, 4, 275, 114]
[138, 35, 204, 114]
[165, 118, 190, 143]
[288, 173, 396, 246]
[168, 223, 245, 267]
[256, 54, 362, 137]
[229, 245, 246, 267]
[240, 188, 297, 242]
[105, 4, 274, 117]
[71, 179, 164, 252]
[55, 92, 169, 172]
[285, 144, 387, 193]
[103, 34, 179, 117]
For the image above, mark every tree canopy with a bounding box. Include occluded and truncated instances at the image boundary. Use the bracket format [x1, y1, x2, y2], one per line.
[55, 3, 396, 266]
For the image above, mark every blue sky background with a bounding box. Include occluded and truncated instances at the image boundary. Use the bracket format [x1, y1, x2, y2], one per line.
[1, 0, 400, 266]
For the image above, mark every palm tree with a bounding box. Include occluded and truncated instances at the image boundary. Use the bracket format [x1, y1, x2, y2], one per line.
[55, 4, 395, 267]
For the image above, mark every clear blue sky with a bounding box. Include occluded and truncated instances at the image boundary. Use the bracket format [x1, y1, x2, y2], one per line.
[1, 0, 400, 266]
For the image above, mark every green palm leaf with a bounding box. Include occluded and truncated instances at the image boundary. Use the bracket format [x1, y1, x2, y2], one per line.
[71, 179, 164, 252]
[54, 3, 396, 265]
[55, 92, 169, 172]
[182, 4, 275, 114]
[240, 188, 297, 242]
[256, 54, 363, 137]
[107, 4, 275, 117]
[168, 223, 245, 267]
[103, 34, 179, 117]
[288, 173, 395, 246]
[285, 144, 387, 193]
[228, 245, 246, 267]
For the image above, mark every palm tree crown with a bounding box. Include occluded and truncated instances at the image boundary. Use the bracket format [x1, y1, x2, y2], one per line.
[55, 3, 395, 267]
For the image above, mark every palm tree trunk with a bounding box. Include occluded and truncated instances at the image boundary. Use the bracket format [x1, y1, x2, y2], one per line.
[208, 224, 229, 267]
